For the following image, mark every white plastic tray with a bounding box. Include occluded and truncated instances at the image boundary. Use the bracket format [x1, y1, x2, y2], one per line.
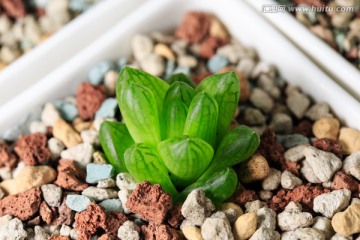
[0, 0, 146, 106]
[1, 0, 360, 136]
[244, 0, 360, 101]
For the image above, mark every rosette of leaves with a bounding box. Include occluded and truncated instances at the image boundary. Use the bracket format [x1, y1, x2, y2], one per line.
[99, 67, 259, 204]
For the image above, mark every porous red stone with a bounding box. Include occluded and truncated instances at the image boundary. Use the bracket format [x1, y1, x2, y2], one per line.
[76, 82, 106, 120]
[0, 188, 41, 220]
[0, 0, 25, 18]
[14, 133, 51, 166]
[231, 185, 258, 207]
[126, 182, 173, 224]
[167, 204, 184, 228]
[142, 222, 182, 240]
[54, 159, 88, 191]
[0, 143, 17, 169]
[50, 237, 70, 240]
[257, 128, 286, 169]
[57, 197, 74, 226]
[199, 36, 227, 59]
[39, 201, 57, 225]
[75, 203, 107, 240]
[103, 212, 128, 234]
[331, 171, 359, 192]
[294, 120, 313, 137]
[175, 12, 211, 43]
[313, 138, 343, 159]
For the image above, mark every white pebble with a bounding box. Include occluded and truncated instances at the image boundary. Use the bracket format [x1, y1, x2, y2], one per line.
[60, 143, 94, 167]
[249, 227, 280, 240]
[343, 151, 360, 181]
[281, 170, 302, 190]
[132, 34, 153, 61]
[245, 200, 267, 213]
[261, 168, 281, 191]
[29, 121, 47, 134]
[116, 173, 136, 191]
[284, 145, 307, 162]
[312, 216, 334, 239]
[140, 53, 165, 77]
[41, 103, 61, 127]
[118, 189, 132, 214]
[201, 212, 234, 240]
[257, 207, 276, 230]
[104, 70, 118, 96]
[277, 202, 313, 231]
[313, 189, 351, 218]
[82, 187, 118, 202]
[48, 137, 65, 160]
[0, 216, 27, 239]
[118, 220, 140, 240]
[80, 129, 99, 145]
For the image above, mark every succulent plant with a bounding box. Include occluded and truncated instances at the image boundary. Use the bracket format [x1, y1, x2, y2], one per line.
[99, 67, 259, 204]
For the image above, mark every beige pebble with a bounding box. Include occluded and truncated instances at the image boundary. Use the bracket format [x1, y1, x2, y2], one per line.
[219, 202, 243, 217]
[233, 212, 258, 240]
[239, 154, 270, 183]
[93, 151, 107, 164]
[183, 226, 204, 240]
[339, 127, 360, 154]
[209, 16, 230, 41]
[312, 118, 340, 140]
[154, 43, 175, 61]
[332, 204, 360, 237]
[53, 119, 82, 147]
[72, 117, 92, 133]
[0, 166, 56, 195]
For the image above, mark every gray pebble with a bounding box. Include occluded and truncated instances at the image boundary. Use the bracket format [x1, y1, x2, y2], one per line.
[270, 113, 293, 134]
[305, 102, 333, 121]
[243, 108, 266, 126]
[41, 184, 62, 207]
[286, 91, 310, 119]
[250, 88, 274, 113]
[82, 187, 118, 202]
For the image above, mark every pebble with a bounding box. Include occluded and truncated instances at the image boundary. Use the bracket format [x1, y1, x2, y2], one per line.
[249, 227, 280, 240]
[118, 220, 141, 240]
[116, 173, 137, 190]
[312, 216, 334, 239]
[183, 226, 204, 240]
[140, 53, 165, 76]
[201, 212, 234, 240]
[80, 129, 99, 145]
[99, 199, 123, 212]
[281, 228, 325, 240]
[0, 166, 56, 195]
[47, 137, 65, 160]
[270, 113, 293, 134]
[261, 168, 281, 191]
[131, 34, 154, 61]
[0, 187, 4, 199]
[207, 55, 229, 73]
[86, 164, 115, 184]
[278, 134, 309, 149]
[0, 216, 27, 240]
[313, 118, 340, 140]
[301, 159, 322, 183]
[286, 91, 310, 119]
[257, 74, 281, 99]
[236, 57, 256, 78]
[245, 200, 267, 213]
[284, 144, 307, 162]
[60, 143, 94, 167]
[238, 154, 270, 183]
[88, 60, 114, 85]
[218, 202, 244, 220]
[216, 44, 241, 64]
[331, 233, 353, 240]
[181, 189, 216, 226]
[41, 102, 61, 127]
[339, 127, 360, 154]
[81, 186, 118, 201]
[34, 225, 50, 240]
[332, 204, 360, 237]
[303, 146, 342, 182]
[54, 100, 78, 121]
[118, 189, 132, 214]
[313, 189, 351, 218]
[29, 121, 47, 134]
[93, 151, 107, 165]
[281, 170, 302, 190]
[210, 16, 229, 41]
[257, 207, 276, 230]
[343, 151, 360, 180]
[154, 43, 175, 61]
[233, 212, 258, 240]
[97, 178, 116, 189]
[104, 70, 118, 96]
[95, 98, 118, 120]
[59, 224, 72, 237]
[243, 108, 266, 126]
[259, 190, 273, 201]
[41, 184, 62, 207]
[305, 102, 333, 121]
[277, 202, 313, 231]
[66, 194, 93, 212]
[250, 88, 274, 113]
[178, 55, 198, 68]
[53, 119, 82, 148]
[250, 62, 274, 79]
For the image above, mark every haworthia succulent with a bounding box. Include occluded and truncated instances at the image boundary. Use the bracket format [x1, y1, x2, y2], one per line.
[99, 121, 134, 173]
[179, 167, 238, 204]
[196, 72, 240, 146]
[166, 73, 195, 87]
[183, 92, 218, 147]
[119, 81, 161, 145]
[124, 143, 178, 197]
[158, 136, 214, 187]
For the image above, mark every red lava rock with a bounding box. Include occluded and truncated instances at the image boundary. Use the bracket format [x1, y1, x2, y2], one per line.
[267, 188, 290, 213]
[293, 0, 325, 7]
[313, 138, 343, 159]
[331, 171, 359, 192]
[75, 203, 107, 240]
[167, 204, 184, 228]
[257, 128, 286, 169]
[54, 159, 88, 191]
[0, 188, 41, 220]
[51, 237, 70, 240]
[0, 143, 18, 169]
[14, 133, 51, 166]
[57, 196, 74, 225]
[27, 216, 41, 226]
[39, 201, 57, 225]
[76, 82, 106, 120]
[231, 185, 258, 207]
[199, 36, 227, 59]
[294, 120, 313, 137]
[142, 222, 182, 240]
[104, 212, 128, 234]
[98, 234, 116, 240]
[175, 12, 211, 43]
[126, 182, 173, 224]
[283, 160, 301, 176]
[0, 0, 25, 18]
[192, 72, 212, 85]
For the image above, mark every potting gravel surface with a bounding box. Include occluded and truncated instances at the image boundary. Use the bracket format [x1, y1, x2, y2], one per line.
[0, 0, 101, 70]
[274, 0, 360, 69]
[1, 11, 360, 240]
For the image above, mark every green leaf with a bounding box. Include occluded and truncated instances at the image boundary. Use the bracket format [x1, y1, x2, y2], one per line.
[158, 136, 214, 187]
[161, 82, 196, 139]
[117, 67, 169, 115]
[183, 92, 218, 147]
[199, 125, 260, 181]
[99, 121, 134, 173]
[119, 81, 161, 145]
[166, 73, 195, 87]
[178, 167, 238, 205]
[196, 72, 240, 145]
[124, 143, 178, 197]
